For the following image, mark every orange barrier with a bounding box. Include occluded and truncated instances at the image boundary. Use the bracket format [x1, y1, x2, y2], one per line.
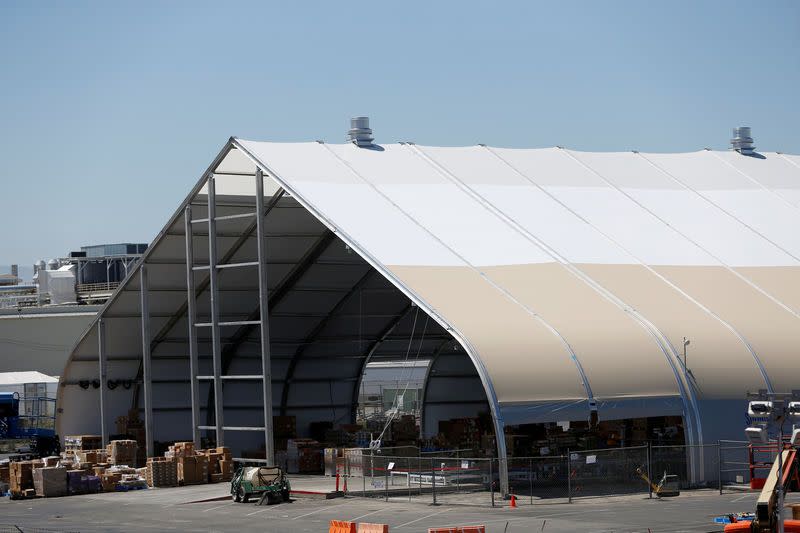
[357, 523, 389, 533]
[461, 527, 486, 533]
[330, 520, 357, 533]
[724, 520, 800, 532]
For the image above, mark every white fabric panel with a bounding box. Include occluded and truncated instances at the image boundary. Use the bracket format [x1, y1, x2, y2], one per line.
[717, 151, 800, 208]
[493, 148, 714, 266]
[237, 141, 460, 267]
[326, 144, 553, 266]
[585, 151, 795, 268]
[645, 151, 800, 260]
[418, 146, 631, 265]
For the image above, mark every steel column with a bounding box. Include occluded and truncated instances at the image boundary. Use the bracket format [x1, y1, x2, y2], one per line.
[255, 168, 275, 464]
[97, 319, 108, 447]
[184, 205, 201, 448]
[207, 175, 225, 445]
[140, 265, 154, 458]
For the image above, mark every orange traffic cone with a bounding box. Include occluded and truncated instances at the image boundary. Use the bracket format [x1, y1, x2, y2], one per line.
[509, 494, 517, 508]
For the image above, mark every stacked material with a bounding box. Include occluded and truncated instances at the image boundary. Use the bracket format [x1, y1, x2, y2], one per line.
[206, 447, 233, 483]
[32, 466, 68, 497]
[145, 457, 178, 488]
[0, 462, 10, 485]
[107, 440, 138, 466]
[63, 435, 103, 465]
[115, 409, 147, 467]
[9, 460, 43, 498]
[66, 470, 101, 495]
[287, 439, 323, 474]
[176, 454, 208, 486]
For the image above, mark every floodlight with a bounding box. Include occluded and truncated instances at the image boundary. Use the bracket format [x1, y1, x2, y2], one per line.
[787, 402, 800, 417]
[748, 401, 773, 417]
[745, 426, 768, 444]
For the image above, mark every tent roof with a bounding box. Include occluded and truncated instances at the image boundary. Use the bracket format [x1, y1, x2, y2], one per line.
[0, 371, 58, 386]
[59, 139, 800, 437]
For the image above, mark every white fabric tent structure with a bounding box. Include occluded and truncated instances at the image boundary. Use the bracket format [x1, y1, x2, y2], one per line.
[57, 138, 800, 495]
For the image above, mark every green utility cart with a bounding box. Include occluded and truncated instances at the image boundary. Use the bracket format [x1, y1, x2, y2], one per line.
[231, 466, 291, 504]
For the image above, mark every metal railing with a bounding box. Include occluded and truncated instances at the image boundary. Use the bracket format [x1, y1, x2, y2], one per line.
[336, 441, 753, 507]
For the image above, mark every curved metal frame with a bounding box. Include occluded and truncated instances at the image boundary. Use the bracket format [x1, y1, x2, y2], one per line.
[233, 139, 513, 495]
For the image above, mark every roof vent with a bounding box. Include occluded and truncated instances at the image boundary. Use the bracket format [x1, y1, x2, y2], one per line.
[348, 116, 374, 147]
[731, 126, 755, 155]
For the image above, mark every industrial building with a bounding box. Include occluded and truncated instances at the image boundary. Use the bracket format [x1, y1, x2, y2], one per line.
[56, 122, 800, 494]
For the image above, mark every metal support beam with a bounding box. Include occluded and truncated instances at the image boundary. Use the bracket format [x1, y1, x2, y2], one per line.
[140, 265, 154, 458]
[419, 338, 456, 438]
[255, 168, 275, 465]
[280, 269, 374, 415]
[207, 175, 225, 446]
[216, 230, 336, 381]
[97, 319, 108, 447]
[184, 205, 201, 449]
[146, 188, 286, 358]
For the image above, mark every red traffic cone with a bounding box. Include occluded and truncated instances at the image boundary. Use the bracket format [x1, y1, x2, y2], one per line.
[510, 494, 517, 508]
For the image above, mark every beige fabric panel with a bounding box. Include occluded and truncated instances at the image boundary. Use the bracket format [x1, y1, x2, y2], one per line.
[733, 266, 800, 314]
[388, 265, 586, 403]
[580, 264, 765, 398]
[655, 266, 800, 392]
[483, 264, 679, 400]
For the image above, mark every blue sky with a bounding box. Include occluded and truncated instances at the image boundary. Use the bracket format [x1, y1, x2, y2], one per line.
[1, 1, 798, 266]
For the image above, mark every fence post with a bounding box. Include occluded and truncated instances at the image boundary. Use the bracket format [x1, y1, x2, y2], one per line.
[529, 458, 533, 505]
[362, 452, 366, 495]
[385, 457, 389, 502]
[344, 452, 349, 496]
[718, 441, 723, 495]
[431, 457, 437, 505]
[456, 451, 461, 494]
[489, 458, 495, 508]
[407, 457, 411, 501]
[567, 450, 572, 504]
[647, 442, 653, 499]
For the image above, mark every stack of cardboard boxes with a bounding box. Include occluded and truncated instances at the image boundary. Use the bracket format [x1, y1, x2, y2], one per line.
[115, 408, 147, 467]
[10, 460, 43, 498]
[206, 446, 233, 482]
[145, 457, 178, 488]
[33, 466, 68, 497]
[166, 442, 207, 486]
[107, 440, 138, 466]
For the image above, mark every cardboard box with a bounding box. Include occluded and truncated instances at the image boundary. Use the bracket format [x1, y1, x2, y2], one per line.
[9, 461, 42, 496]
[33, 466, 68, 497]
[107, 440, 138, 466]
[146, 457, 178, 488]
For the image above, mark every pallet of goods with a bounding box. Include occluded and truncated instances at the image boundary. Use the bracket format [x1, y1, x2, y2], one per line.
[32, 466, 68, 497]
[145, 457, 178, 488]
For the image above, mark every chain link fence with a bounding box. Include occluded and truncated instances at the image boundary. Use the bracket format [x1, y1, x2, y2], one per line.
[340, 440, 755, 506]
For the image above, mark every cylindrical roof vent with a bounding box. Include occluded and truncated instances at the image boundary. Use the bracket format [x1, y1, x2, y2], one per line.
[731, 126, 755, 155]
[348, 116, 374, 147]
